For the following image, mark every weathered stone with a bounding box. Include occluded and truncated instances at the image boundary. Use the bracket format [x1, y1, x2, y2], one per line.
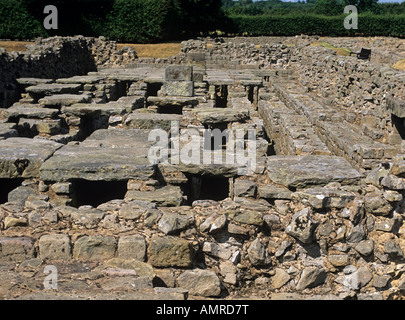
[4, 216, 28, 229]
[342, 266, 373, 290]
[177, 269, 221, 297]
[39, 234, 71, 260]
[70, 207, 106, 229]
[26, 83, 82, 96]
[119, 200, 156, 220]
[73, 235, 117, 261]
[266, 156, 361, 188]
[286, 208, 317, 244]
[219, 261, 237, 285]
[327, 254, 349, 267]
[165, 66, 193, 81]
[372, 275, 390, 289]
[353, 240, 374, 256]
[271, 268, 290, 289]
[0, 138, 62, 178]
[38, 94, 91, 107]
[40, 129, 155, 182]
[0, 123, 18, 139]
[126, 186, 184, 207]
[117, 235, 147, 262]
[347, 224, 366, 243]
[124, 113, 182, 131]
[233, 211, 263, 226]
[381, 174, 405, 190]
[296, 267, 326, 290]
[257, 185, 292, 200]
[148, 236, 193, 268]
[294, 187, 355, 209]
[384, 241, 405, 261]
[247, 238, 270, 266]
[157, 212, 195, 235]
[364, 196, 393, 216]
[194, 108, 250, 124]
[202, 241, 233, 260]
[162, 81, 194, 97]
[51, 182, 72, 194]
[210, 214, 227, 233]
[104, 258, 155, 279]
[0, 237, 34, 262]
[233, 179, 256, 197]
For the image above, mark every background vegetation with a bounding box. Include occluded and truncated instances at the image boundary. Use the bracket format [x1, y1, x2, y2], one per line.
[0, 0, 404, 42]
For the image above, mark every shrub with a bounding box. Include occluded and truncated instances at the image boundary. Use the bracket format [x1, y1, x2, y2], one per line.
[0, 0, 46, 39]
[105, 0, 181, 43]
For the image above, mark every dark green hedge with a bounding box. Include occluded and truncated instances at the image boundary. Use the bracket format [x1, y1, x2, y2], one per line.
[0, 0, 47, 39]
[104, 0, 181, 43]
[0, 0, 404, 41]
[229, 13, 405, 37]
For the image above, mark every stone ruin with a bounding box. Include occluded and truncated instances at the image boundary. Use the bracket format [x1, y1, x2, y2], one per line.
[0, 35, 405, 300]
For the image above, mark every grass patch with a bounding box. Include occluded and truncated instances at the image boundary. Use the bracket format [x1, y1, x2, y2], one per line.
[393, 59, 405, 71]
[311, 41, 352, 56]
[117, 43, 181, 58]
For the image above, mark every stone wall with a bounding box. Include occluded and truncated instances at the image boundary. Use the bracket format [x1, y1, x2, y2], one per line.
[290, 44, 405, 148]
[0, 36, 137, 108]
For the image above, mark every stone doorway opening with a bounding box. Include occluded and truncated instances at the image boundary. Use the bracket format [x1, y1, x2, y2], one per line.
[392, 114, 405, 139]
[215, 85, 228, 108]
[0, 178, 24, 204]
[72, 179, 128, 208]
[146, 82, 163, 97]
[184, 174, 230, 204]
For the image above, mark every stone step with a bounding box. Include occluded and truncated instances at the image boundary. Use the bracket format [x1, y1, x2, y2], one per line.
[38, 94, 92, 108]
[271, 80, 398, 170]
[266, 155, 362, 189]
[26, 83, 83, 99]
[258, 96, 330, 156]
[1, 104, 60, 120]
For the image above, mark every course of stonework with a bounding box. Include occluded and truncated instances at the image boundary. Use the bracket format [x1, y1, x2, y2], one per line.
[0, 35, 405, 300]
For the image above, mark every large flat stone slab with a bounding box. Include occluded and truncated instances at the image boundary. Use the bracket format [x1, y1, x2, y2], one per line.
[193, 108, 250, 124]
[40, 129, 155, 182]
[124, 113, 182, 131]
[38, 94, 92, 108]
[26, 83, 83, 96]
[266, 155, 362, 189]
[147, 96, 199, 108]
[0, 138, 63, 178]
[1, 104, 60, 120]
[62, 102, 132, 117]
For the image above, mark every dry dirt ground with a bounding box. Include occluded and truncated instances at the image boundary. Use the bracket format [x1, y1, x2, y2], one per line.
[0, 41, 181, 59]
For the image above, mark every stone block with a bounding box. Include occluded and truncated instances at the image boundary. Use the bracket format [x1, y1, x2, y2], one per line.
[51, 182, 72, 195]
[165, 66, 193, 81]
[0, 237, 35, 262]
[162, 81, 194, 97]
[118, 235, 147, 261]
[39, 234, 71, 260]
[73, 235, 117, 261]
[177, 269, 221, 297]
[233, 179, 256, 197]
[148, 236, 194, 268]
